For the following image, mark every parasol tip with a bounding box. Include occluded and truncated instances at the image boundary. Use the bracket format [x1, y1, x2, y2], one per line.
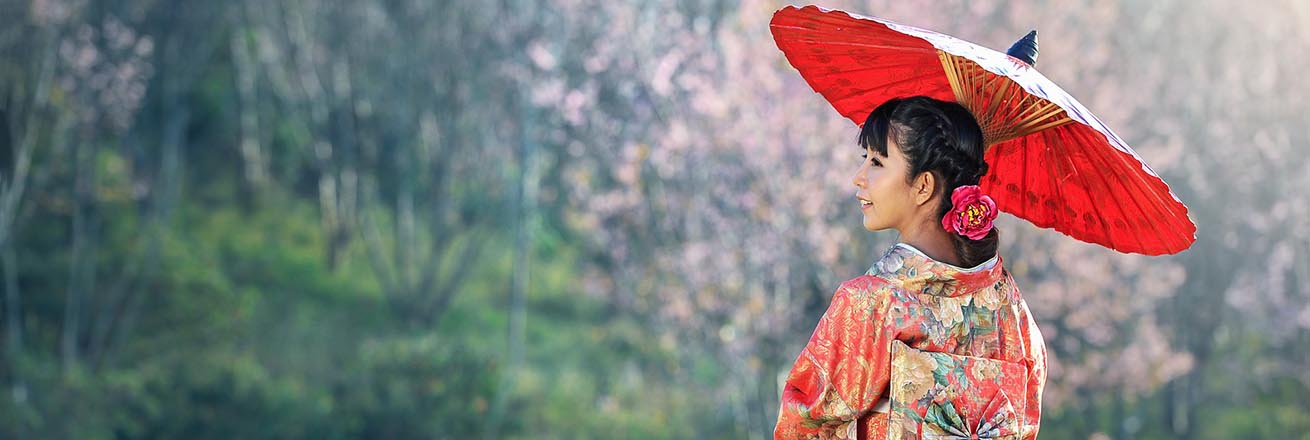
[1006, 30, 1039, 66]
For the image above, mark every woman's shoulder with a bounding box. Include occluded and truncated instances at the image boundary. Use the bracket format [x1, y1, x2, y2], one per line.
[840, 273, 894, 290]
[823, 275, 899, 323]
[834, 273, 902, 303]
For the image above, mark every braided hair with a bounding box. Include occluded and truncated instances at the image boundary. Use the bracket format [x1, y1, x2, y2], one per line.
[857, 96, 998, 268]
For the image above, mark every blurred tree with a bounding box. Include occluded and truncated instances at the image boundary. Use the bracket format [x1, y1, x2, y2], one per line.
[50, 3, 157, 373]
[1112, 1, 1310, 437]
[0, 0, 1305, 438]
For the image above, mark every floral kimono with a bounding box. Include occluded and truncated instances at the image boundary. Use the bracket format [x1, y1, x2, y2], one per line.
[773, 243, 1047, 440]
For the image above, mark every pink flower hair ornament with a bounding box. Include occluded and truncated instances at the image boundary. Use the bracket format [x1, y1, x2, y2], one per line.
[942, 185, 998, 241]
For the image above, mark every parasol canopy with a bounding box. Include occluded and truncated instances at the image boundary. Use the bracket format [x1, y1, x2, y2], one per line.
[770, 5, 1196, 255]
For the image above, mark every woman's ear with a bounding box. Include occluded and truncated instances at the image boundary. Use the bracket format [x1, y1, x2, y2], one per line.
[913, 172, 936, 206]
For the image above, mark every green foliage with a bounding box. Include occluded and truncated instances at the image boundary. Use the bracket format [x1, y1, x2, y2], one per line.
[2, 175, 737, 438]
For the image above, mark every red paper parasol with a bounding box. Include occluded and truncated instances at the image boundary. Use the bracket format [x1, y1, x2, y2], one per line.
[770, 5, 1196, 255]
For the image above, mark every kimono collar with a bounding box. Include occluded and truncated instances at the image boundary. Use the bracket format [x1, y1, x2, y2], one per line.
[865, 242, 1004, 297]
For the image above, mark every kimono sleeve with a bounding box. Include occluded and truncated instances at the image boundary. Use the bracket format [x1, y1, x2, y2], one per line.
[774, 277, 896, 440]
[1018, 299, 1048, 440]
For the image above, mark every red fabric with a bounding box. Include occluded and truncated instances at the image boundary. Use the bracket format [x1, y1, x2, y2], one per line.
[770, 5, 1196, 255]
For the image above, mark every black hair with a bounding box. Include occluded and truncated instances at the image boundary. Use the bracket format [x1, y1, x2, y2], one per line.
[857, 96, 998, 268]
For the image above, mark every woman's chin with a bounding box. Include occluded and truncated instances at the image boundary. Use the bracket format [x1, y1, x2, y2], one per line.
[862, 214, 892, 232]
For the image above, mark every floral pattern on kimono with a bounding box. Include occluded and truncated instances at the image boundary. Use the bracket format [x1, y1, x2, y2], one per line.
[773, 243, 1048, 440]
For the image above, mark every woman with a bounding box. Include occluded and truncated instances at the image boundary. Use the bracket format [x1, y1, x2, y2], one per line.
[773, 96, 1047, 440]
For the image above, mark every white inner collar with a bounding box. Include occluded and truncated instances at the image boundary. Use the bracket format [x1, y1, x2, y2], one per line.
[893, 242, 998, 273]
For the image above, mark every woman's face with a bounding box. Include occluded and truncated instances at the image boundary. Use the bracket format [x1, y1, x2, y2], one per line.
[852, 138, 917, 232]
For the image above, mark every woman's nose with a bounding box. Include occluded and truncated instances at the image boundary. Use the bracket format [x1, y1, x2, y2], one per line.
[852, 168, 866, 188]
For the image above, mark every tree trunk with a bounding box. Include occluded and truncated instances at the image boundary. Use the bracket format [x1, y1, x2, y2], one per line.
[3, 242, 21, 375]
[485, 96, 536, 440]
[231, 22, 268, 203]
[62, 137, 100, 374]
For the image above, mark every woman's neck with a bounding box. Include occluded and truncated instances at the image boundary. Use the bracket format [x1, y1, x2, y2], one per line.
[897, 219, 963, 267]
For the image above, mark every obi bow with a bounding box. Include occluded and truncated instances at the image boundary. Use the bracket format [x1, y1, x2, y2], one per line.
[922, 391, 1020, 440]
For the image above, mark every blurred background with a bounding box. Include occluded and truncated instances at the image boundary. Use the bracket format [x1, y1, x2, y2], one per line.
[0, 0, 1307, 438]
